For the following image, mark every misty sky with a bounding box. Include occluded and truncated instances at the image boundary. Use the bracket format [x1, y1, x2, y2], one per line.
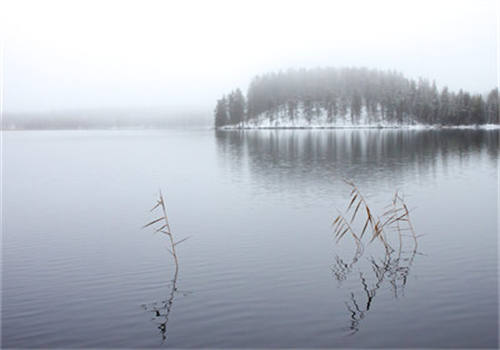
[1, 0, 498, 114]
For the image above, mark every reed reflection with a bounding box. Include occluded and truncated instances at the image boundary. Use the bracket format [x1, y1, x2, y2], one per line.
[141, 268, 191, 343]
[333, 249, 418, 334]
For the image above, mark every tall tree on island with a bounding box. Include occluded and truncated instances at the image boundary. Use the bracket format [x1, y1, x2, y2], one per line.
[228, 89, 246, 126]
[214, 96, 228, 127]
[486, 88, 499, 124]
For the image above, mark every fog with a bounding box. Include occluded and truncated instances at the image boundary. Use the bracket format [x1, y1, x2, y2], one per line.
[1, 0, 498, 117]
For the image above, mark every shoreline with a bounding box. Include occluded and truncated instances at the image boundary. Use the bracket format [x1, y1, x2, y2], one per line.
[219, 124, 500, 130]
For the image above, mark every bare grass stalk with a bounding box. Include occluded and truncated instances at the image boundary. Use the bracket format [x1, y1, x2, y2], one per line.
[144, 190, 190, 272]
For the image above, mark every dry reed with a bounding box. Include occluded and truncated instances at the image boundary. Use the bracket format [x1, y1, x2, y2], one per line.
[144, 190, 190, 272]
[332, 179, 421, 334]
[333, 179, 418, 256]
[142, 190, 191, 342]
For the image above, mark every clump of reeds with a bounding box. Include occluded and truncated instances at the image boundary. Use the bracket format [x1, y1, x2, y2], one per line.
[332, 181, 421, 334]
[144, 190, 190, 271]
[333, 179, 418, 257]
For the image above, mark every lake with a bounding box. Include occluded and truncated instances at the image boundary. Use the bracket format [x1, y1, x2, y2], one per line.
[2, 128, 498, 348]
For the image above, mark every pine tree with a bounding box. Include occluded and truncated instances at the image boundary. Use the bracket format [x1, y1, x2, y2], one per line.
[214, 96, 228, 127]
[228, 89, 245, 126]
[439, 87, 451, 125]
[351, 90, 362, 123]
[486, 88, 499, 124]
[470, 95, 485, 125]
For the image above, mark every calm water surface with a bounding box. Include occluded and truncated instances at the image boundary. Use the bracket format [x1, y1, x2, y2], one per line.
[2, 129, 498, 348]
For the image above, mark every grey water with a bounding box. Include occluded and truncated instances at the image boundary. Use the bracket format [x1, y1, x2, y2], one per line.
[2, 128, 498, 348]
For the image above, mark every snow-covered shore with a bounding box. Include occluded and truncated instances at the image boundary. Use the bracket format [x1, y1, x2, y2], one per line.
[220, 107, 500, 130]
[221, 124, 500, 130]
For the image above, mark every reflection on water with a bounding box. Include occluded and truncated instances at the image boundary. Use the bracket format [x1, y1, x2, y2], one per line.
[141, 269, 177, 343]
[3, 129, 497, 348]
[216, 129, 498, 186]
[141, 267, 191, 344]
[333, 249, 418, 334]
[213, 129, 498, 347]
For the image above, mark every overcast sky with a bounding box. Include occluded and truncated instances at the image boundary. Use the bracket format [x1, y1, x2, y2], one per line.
[1, 0, 498, 114]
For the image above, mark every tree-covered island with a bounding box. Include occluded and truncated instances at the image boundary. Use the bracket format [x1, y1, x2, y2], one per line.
[214, 67, 499, 128]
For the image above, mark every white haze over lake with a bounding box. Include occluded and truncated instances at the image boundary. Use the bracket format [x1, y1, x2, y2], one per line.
[1, 0, 498, 115]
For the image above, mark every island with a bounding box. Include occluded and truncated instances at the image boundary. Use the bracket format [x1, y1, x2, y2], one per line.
[214, 67, 499, 129]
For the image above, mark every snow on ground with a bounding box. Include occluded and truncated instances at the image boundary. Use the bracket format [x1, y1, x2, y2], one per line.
[220, 106, 500, 130]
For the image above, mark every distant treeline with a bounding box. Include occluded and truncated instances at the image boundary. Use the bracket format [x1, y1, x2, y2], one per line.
[214, 67, 499, 127]
[2, 109, 211, 130]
